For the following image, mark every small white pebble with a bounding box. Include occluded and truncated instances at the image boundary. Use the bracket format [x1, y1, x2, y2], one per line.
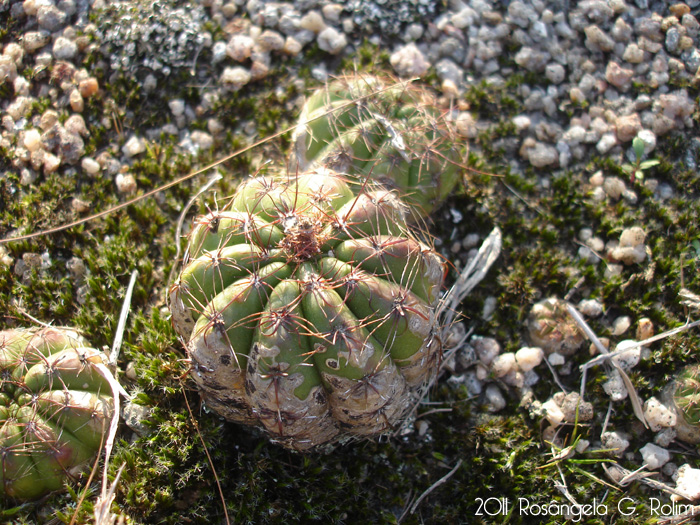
[122, 136, 146, 158]
[81, 156, 100, 176]
[611, 339, 641, 371]
[43, 152, 61, 174]
[115, 173, 137, 194]
[220, 66, 251, 91]
[491, 352, 516, 378]
[672, 464, 700, 502]
[654, 427, 677, 448]
[23, 129, 42, 152]
[300, 11, 326, 33]
[169, 99, 185, 117]
[612, 315, 632, 335]
[603, 176, 626, 199]
[548, 352, 565, 366]
[601, 431, 630, 457]
[473, 337, 500, 366]
[603, 369, 628, 401]
[640, 443, 670, 470]
[542, 399, 565, 427]
[484, 384, 506, 413]
[316, 26, 348, 55]
[578, 299, 604, 317]
[644, 397, 677, 432]
[514, 347, 544, 372]
[575, 439, 590, 453]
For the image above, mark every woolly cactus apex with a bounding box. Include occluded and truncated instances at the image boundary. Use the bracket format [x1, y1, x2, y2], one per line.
[291, 74, 462, 218]
[527, 297, 585, 356]
[0, 327, 115, 501]
[170, 168, 445, 450]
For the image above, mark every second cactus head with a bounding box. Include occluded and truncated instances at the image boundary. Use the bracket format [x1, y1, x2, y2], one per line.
[291, 74, 462, 218]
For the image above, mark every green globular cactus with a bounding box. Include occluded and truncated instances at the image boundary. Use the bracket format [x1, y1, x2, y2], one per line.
[671, 364, 700, 443]
[170, 168, 445, 450]
[0, 327, 114, 501]
[291, 74, 462, 218]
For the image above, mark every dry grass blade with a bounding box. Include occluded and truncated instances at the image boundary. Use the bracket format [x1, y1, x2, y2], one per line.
[409, 459, 463, 515]
[110, 269, 139, 366]
[182, 385, 231, 525]
[439, 227, 502, 329]
[94, 463, 126, 525]
[603, 462, 690, 499]
[168, 172, 224, 288]
[657, 505, 700, 525]
[679, 288, 700, 310]
[567, 303, 648, 429]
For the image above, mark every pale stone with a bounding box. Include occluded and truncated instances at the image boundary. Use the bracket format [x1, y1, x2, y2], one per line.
[491, 352, 516, 378]
[23, 129, 42, 152]
[300, 11, 325, 33]
[601, 431, 630, 457]
[672, 464, 700, 502]
[615, 113, 642, 142]
[515, 347, 544, 372]
[317, 27, 346, 54]
[644, 397, 677, 432]
[542, 399, 565, 427]
[390, 43, 429, 77]
[81, 156, 100, 176]
[115, 173, 137, 194]
[226, 35, 254, 62]
[611, 339, 641, 371]
[221, 66, 251, 91]
[484, 384, 506, 413]
[612, 316, 632, 336]
[640, 443, 670, 469]
[122, 136, 146, 158]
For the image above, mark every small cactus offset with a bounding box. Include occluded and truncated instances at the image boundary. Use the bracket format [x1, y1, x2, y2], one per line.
[170, 168, 445, 450]
[0, 327, 115, 501]
[673, 364, 700, 427]
[291, 74, 462, 218]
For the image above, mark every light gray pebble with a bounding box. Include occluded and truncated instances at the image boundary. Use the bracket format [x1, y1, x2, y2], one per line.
[37, 4, 67, 32]
[484, 384, 506, 413]
[52, 36, 77, 60]
[545, 63, 565, 84]
[527, 142, 558, 168]
[435, 58, 463, 84]
[451, 7, 478, 29]
[585, 25, 615, 52]
[211, 41, 227, 63]
[404, 23, 423, 41]
[666, 27, 681, 55]
[596, 133, 618, 154]
[390, 44, 429, 77]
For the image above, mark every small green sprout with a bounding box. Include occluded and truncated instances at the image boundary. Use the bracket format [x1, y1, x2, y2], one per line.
[621, 136, 660, 183]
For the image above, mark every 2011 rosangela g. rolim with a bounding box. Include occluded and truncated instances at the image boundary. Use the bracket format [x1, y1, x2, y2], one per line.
[475, 496, 696, 521]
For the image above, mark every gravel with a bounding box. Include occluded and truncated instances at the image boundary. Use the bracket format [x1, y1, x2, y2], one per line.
[2, 0, 700, 510]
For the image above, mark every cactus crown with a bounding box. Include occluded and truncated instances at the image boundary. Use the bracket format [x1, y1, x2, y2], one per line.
[673, 364, 700, 427]
[0, 327, 114, 500]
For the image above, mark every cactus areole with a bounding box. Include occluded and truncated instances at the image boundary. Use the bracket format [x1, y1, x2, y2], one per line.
[170, 169, 445, 450]
[0, 327, 114, 500]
